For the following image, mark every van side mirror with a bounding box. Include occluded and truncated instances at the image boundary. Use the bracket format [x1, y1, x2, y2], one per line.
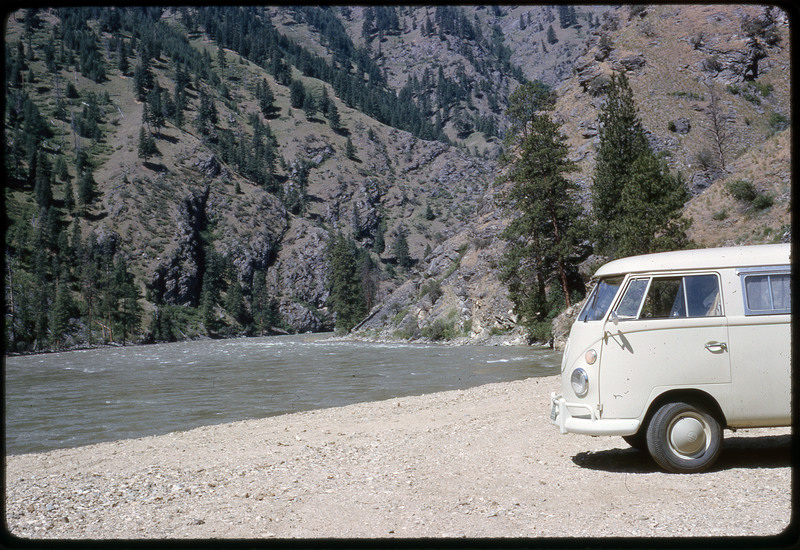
[609, 311, 619, 325]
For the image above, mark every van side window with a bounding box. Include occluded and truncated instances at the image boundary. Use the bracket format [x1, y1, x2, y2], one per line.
[641, 278, 684, 318]
[616, 274, 722, 319]
[685, 274, 723, 316]
[615, 278, 649, 318]
[578, 276, 623, 321]
[742, 273, 791, 315]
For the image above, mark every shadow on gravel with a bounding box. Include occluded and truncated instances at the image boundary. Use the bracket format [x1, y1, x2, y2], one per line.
[571, 434, 792, 473]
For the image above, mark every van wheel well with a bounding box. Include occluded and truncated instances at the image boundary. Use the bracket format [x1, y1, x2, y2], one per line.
[641, 390, 727, 434]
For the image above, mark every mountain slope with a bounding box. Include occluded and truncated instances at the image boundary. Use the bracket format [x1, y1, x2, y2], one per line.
[3, 5, 791, 353]
[351, 3, 792, 345]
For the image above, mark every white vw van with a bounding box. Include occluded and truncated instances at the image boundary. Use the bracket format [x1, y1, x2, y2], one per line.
[550, 243, 791, 473]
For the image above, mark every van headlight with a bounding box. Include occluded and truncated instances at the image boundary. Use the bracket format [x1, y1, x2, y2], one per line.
[571, 368, 589, 398]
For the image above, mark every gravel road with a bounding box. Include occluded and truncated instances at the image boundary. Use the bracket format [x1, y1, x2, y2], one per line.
[4, 376, 792, 541]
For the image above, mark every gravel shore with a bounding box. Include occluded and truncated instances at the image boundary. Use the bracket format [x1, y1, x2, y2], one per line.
[4, 375, 792, 540]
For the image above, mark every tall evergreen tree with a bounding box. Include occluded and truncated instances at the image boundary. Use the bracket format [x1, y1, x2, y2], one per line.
[392, 228, 412, 269]
[326, 232, 367, 334]
[591, 72, 691, 258]
[33, 151, 53, 209]
[108, 255, 142, 345]
[372, 218, 385, 254]
[546, 24, 558, 44]
[138, 126, 158, 163]
[257, 78, 276, 117]
[76, 169, 96, 215]
[499, 85, 586, 342]
[289, 79, 306, 110]
[50, 276, 78, 348]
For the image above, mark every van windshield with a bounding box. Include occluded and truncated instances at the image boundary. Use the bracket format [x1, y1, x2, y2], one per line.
[578, 277, 623, 322]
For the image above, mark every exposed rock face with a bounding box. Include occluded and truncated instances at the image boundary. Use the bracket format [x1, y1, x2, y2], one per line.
[267, 220, 333, 332]
[353, 194, 528, 346]
[151, 187, 210, 307]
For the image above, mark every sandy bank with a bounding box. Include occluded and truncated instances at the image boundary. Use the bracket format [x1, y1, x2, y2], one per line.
[5, 375, 792, 539]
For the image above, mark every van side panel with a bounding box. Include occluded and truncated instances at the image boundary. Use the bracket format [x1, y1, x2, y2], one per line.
[724, 314, 791, 427]
[599, 317, 730, 420]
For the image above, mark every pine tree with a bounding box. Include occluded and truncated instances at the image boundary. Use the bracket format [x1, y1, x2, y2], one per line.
[326, 232, 367, 334]
[373, 218, 385, 253]
[592, 72, 691, 258]
[77, 169, 96, 214]
[257, 78, 275, 117]
[54, 154, 70, 182]
[51, 276, 77, 348]
[63, 179, 75, 214]
[345, 137, 357, 160]
[33, 151, 53, 209]
[303, 92, 318, 120]
[110, 256, 142, 345]
[393, 228, 412, 269]
[499, 86, 587, 341]
[117, 38, 129, 75]
[146, 87, 165, 136]
[138, 126, 157, 163]
[289, 79, 306, 109]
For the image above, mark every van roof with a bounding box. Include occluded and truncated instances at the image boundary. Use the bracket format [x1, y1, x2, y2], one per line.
[594, 243, 791, 278]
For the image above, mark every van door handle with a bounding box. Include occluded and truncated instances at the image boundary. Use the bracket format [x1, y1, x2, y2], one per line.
[705, 342, 728, 353]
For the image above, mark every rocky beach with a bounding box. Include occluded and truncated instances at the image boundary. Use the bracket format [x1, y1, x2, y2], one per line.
[4, 376, 792, 541]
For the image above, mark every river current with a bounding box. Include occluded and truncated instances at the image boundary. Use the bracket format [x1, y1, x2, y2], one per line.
[4, 334, 560, 455]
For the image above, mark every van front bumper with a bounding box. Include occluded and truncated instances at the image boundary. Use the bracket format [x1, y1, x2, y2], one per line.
[550, 393, 640, 436]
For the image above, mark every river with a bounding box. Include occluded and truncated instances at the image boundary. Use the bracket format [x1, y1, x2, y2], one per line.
[4, 334, 560, 455]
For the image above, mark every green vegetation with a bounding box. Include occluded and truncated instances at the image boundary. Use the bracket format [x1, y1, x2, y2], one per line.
[325, 232, 379, 334]
[421, 308, 460, 341]
[722, 177, 776, 214]
[712, 209, 728, 221]
[668, 91, 704, 101]
[591, 72, 691, 259]
[726, 179, 758, 203]
[498, 81, 587, 343]
[752, 193, 774, 210]
[768, 112, 789, 135]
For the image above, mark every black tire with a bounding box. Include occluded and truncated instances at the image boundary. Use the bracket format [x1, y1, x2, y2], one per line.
[622, 431, 648, 452]
[646, 401, 722, 473]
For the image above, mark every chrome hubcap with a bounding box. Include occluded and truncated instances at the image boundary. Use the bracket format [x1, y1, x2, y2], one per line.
[668, 414, 708, 458]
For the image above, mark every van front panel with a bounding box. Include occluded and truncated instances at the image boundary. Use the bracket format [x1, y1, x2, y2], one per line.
[599, 272, 730, 420]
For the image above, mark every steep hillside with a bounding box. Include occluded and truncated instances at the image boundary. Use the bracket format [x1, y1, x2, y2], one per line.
[3, 5, 792, 353]
[4, 7, 496, 351]
[352, 3, 792, 345]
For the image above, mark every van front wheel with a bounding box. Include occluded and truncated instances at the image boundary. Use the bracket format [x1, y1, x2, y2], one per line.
[646, 401, 722, 473]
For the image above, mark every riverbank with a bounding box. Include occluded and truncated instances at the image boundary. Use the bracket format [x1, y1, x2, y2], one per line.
[5, 376, 792, 540]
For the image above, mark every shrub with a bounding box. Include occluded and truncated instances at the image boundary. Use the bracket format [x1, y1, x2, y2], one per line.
[422, 318, 457, 341]
[712, 209, 728, 221]
[726, 179, 758, 202]
[526, 320, 552, 344]
[695, 148, 716, 170]
[742, 91, 761, 105]
[419, 280, 442, 302]
[748, 80, 774, 97]
[587, 75, 612, 97]
[768, 112, 789, 134]
[752, 193, 774, 210]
